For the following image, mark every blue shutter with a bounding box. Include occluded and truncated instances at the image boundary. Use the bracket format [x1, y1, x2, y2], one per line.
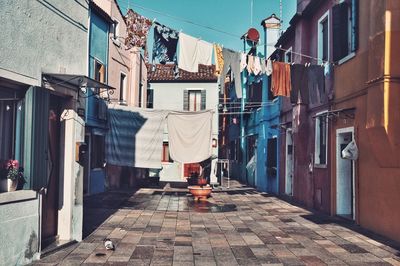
[24, 86, 49, 190]
[351, 0, 359, 52]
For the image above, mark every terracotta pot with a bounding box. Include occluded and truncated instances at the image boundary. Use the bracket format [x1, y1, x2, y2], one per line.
[188, 185, 212, 201]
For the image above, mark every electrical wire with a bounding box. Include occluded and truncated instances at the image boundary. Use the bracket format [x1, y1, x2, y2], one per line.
[118, 2, 334, 65]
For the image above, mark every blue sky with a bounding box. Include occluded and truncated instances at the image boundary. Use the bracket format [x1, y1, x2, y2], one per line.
[117, 0, 296, 55]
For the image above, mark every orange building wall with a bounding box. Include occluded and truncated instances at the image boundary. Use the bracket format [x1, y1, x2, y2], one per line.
[331, 0, 400, 243]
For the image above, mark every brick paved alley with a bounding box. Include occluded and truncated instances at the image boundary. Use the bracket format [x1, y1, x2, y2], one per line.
[32, 182, 400, 266]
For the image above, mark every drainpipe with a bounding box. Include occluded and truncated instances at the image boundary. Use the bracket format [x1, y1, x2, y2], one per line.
[241, 37, 247, 184]
[138, 54, 143, 107]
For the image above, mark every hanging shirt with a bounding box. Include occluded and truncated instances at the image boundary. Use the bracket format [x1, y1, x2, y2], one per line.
[240, 52, 247, 72]
[152, 22, 179, 64]
[197, 40, 213, 66]
[214, 44, 224, 76]
[271, 61, 291, 97]
[178, 32, 200, 72]
[125, 10, 152, 49]
[265, 59, 273, 76]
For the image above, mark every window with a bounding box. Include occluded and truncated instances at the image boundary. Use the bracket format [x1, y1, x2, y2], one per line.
[183, 90, 206, 111]
[147, 88, 153, 109]
[94, 60, 105, 83]
[111, 19, 119, 40]
[119, 72, 127, 103]
[318, 11, 329, 64]
[333, 0, 358, 62]
[315, 112, 328, 165]
[285, 47, 293, 63]
[91, 134, 105, 169]
[267, 137, 278, 177]
[162, 142, 173, 163]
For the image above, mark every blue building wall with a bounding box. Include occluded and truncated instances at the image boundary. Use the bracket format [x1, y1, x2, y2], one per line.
[87, 9, 109, 194]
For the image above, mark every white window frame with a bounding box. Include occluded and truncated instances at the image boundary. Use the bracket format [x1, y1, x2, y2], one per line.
[284, 47, 293, 63]
[111, 18, 120, 46]
[314, 110, 328, 167]
[119, 71, 127, 104]
[317, 11, 330, 64]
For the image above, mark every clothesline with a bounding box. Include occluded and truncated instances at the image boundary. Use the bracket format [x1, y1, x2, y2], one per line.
[122, 2, 334, 65]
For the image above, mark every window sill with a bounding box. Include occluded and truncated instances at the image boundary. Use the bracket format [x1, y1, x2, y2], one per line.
[0, 190, 38, 205]
[112, 38, 121, 47]
[338, 52, 356, 65]
[314, 164, 327, 169]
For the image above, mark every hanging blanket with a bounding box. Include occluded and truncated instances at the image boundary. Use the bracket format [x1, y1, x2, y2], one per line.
[125, 9, 152, 49]
[152, 22, 179, 64]
[167, 110, 213, 163]
[106, 105, 166, 169]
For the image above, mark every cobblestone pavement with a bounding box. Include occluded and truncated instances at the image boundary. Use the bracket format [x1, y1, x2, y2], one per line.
[33, 181, 400, 266]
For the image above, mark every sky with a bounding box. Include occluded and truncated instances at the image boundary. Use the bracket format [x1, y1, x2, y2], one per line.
[117, 0, 296, 56]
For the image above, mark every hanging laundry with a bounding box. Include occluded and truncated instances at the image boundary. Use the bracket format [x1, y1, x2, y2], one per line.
[125, 9, 153, 49]
[178, 32, 199, 72]
[240, 52, 247, 73]
[220, 48, 242, 98]
[265, 59, 273, 76]
[214, 44, 224, 76]
[290, 64, 309, 104]
[152, 22, 179, 64]
[307, 65, 325, 104]
[260, 59, 267, 74]
[324, 63, 334, 103]
[106, 105, 167, 169]
[167, 110, 213, 163]
[246, 55, 262, 75]
[197, 40, 213, 66]
[271, 61, 291, 97]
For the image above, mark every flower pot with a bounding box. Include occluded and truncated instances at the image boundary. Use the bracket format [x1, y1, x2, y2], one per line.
[8, 179, 18, 192]
[188, 185, 212, 201]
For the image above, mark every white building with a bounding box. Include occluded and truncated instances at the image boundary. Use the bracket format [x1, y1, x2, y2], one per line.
[148, 64, 219, 184]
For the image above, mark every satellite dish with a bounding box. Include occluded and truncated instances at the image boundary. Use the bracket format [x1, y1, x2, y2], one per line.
[246, 28, 260, 43]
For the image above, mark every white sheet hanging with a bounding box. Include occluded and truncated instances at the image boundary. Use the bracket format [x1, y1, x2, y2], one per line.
[178, 32, 199, 72]
[167, 110, 213, 163]
[106, 105, 167, 169]
[197, 40, 213, 66]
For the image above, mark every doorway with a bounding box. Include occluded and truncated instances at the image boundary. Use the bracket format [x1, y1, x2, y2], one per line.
[41, 95, 62, 248]
[285, 129, 293, 196]
[336, 127, 355, 220]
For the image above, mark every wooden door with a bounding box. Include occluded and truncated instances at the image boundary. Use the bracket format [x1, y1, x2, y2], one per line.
[41, 96, 61, 247]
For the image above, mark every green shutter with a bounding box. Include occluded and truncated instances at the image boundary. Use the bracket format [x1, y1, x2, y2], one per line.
[351, 0, 359, 52]
[201, 90, 206, 110]
[24, 86, 49, 190]
[183, 90, 189, 111]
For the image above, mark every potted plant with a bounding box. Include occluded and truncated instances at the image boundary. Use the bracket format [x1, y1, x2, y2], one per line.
[1, 160, 25, 192]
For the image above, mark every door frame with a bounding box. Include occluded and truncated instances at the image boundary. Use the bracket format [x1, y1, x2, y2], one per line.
[285, 128, 294, 196]
[336, 126, 356, 220]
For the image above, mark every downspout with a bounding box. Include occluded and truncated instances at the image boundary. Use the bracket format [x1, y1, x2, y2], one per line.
[138, 53, 143, 107]
[241, 38, 247, 184]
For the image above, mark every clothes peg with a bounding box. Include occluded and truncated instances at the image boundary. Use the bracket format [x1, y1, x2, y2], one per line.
[291, 61, 295, 65]
[152, 18, 156, 24]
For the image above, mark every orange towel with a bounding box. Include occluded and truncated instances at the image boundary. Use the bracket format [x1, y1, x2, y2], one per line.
[271, 62, 291, 97]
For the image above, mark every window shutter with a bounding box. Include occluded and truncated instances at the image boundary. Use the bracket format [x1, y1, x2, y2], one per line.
[351, 0, 359, 52]
[201, 90, 206, 110]
[183, 89, 189, 111]
[24, 86, 49, 190]
[332, 2, 349, 62]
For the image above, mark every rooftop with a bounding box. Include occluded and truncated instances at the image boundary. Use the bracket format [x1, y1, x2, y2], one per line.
[147, 64, 218, 83]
